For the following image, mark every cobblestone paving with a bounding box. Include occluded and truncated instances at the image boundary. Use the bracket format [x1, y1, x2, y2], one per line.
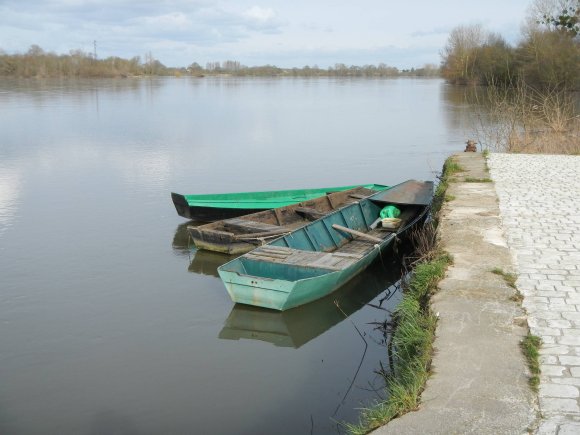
[488, 153, 580, 434]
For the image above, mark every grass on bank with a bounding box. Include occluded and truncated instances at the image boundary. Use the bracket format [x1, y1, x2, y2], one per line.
[345, 158, 456, 435]
[521, 333, 542, 392]
[491, 267, 522, 302]
[464, 177, 492, 183]
[491, 268, 541, 390]
[444, 160, 464, 175]
[345, 251, 452, 435]
[433, 157, 462, 215]
[491, 267, 517, 288]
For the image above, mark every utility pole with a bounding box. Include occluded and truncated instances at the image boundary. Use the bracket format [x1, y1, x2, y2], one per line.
[93, 40, 97, 60]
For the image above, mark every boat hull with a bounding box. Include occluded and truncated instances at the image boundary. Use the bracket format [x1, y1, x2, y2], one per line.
[218, 180, 433, 311]
[219, 241, 394, 310]
[171, 184, 387, 221]
[187, 185, 387, 254]
[171, 193, 266, 221]
[192, 237, 258, 255]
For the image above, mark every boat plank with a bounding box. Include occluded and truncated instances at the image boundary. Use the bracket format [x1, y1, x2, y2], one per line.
[245, 247, 365, 271]
[294, 207, 327, 221]
[233, 228, 292, 240]
[223, 218, 284, 234]
[191, 228, 235, 238]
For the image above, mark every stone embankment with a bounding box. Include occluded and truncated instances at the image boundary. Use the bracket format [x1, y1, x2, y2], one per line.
[374, 153, 537, 434]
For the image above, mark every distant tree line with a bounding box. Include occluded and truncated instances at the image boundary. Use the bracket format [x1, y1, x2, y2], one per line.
[0, 44, 439, 79]
[0, 45, 184, 78]
[189, 61, 439, 77]
[441, 0, 580, 89]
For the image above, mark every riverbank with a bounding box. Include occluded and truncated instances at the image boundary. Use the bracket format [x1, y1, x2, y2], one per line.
[373, 152, 537, 434]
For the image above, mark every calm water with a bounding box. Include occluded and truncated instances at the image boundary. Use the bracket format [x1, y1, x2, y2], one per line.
[0, 77, 471, 435]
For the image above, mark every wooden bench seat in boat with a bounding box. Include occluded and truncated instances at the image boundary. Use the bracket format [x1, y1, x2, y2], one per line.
[222, 218, 286, 234]
[245, 246, 363, 271]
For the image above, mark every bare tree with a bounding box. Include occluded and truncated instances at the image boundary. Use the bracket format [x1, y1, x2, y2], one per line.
[441, 24, 486, 83]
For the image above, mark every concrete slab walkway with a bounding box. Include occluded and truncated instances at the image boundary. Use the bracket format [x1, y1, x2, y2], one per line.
[373, 153, 536, 434]
[488, 153, 580, 434]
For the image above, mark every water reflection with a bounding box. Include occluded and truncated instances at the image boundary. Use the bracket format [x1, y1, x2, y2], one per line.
[0, 77, 474, 434]
[174, 221, 404, 348]
[188, 250, 231, 277]
[88, 410, 140, 435]
[171, 222, 192, 256]
[219, 259, 402, 348]
[0, 77, 146, 106]
[0, 166, 22, 237]
[172, 222, 234, 277]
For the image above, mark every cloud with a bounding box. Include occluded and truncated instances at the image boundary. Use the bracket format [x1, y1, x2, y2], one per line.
[243, 6, 275, 22]
[133, 12, 192, 30]
[0, 0, 286, 62]
[411, 27, 451, 38]
[0, 0, 531, 68]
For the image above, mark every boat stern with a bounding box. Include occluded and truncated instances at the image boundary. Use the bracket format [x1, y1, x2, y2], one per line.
[218, 258, 341, 311]
[171, 192, 192, 219]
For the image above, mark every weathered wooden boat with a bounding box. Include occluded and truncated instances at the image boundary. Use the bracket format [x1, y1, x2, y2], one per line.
[187, 185, 388, 255]
[171, 184, 387, 221]
[217, 180, 433, 311]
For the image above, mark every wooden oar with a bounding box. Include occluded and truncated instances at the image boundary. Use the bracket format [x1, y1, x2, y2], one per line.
[331, 224, 383, 243]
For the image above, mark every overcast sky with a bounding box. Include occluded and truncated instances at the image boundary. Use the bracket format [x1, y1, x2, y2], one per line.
[0, 0, 534, 68]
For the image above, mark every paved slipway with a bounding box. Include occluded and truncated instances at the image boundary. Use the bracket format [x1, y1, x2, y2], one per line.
[488, 153, 580, 434]
[374, 153, 537, 435]
[374, 152, 580, 434]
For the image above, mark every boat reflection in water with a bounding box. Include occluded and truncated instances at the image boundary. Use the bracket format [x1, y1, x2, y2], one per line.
[172, 222, 194, 256]
[219, 258, 403, 348]
[175, 222, 407, 348]
[188, 250, 233, 277]
[172, 223, 235, 277]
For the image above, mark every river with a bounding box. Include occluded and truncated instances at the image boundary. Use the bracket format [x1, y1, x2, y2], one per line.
[0, 77, 472, 435]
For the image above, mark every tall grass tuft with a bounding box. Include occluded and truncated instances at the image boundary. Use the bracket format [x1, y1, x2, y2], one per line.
[521, 334, 542, 392]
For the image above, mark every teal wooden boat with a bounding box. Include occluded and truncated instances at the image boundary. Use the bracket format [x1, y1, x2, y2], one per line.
[171, 184, 387, 221]
[218, 180, 433, 311]
[219, 259, 401, 348]
[187, 185, 387, 255]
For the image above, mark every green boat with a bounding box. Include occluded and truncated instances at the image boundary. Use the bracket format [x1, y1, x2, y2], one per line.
[187, 185, 388, 255]
[219, 259, 401, 348]
[217, 180, 433, 311]
[171, 184, 387, 221]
